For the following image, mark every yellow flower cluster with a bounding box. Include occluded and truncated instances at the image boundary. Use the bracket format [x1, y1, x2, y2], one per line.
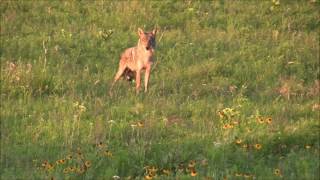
[96, 142, 113, 157]
[222, 121, 240, 130]
[143, 160, 200, 179]
[217, 108, 239, 120]
[131, 121, 144, 128]
[256, 117, 272, 124]
[218, 108, 242, 131]
[144, 166, 158, 179]
[187, 160, 197, 177]
[234, 168, 283, 178]
[73, 101, 86, 113]
[42, 160, 54, 171]
[270, 0, 280, 11]
[40, 148, 93, 176]
[234, 139, 263, 151]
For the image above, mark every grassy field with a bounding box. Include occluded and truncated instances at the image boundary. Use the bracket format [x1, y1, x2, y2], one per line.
[1, 0, 319, 179]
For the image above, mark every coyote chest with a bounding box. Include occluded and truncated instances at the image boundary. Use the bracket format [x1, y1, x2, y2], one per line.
[122, 46, 154, 71]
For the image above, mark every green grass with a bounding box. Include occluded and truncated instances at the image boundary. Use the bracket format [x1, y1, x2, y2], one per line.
[1, 0, 319, 179]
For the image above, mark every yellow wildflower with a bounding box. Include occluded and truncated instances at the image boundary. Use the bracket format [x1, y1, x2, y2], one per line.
[97, 141, 104, 148]
[218, 111, 225, 119]
[274, 0, 280, 6]
[162, 169, 170, 175]
[84, 160, 91, 168]
[47, 163, 54, 170]
[177, 163, 184, 172]
[242, 144, 248, 149]
[56, 159, 65, 164]
[274, 168, 281, 176]
[232, 121, 239, 125]
[254, 144, 262, 150]
[77, 166, 86, 174]
[188, 160, 196, 168]
[148, 166, 158, 174]
[104, 150, 113, 157]
[235, 139, 242, 145]
[73, 101, 79, 107]
[137, 121, 144, 127]
[223, 124, 229, 129]
[79, 104, 86, 112]
[68, 167, 76, 172]
[190, 169, 197, 176]
[66, 154, 73, 160]
[63, 168, 69, 174]
[42, 160, 48, 167]
[257, 117, 264, 124]
[266, 118, 272, 124]
[144, 175, 153, 180]
[228, 124, 234, 129]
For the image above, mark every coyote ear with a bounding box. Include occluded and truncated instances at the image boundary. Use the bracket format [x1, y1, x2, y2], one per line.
[138, 28, 144, 36]
[152, 28, 157, 36]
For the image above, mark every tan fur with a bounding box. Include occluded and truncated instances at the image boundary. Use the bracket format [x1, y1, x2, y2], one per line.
[110, 28, 157, 93]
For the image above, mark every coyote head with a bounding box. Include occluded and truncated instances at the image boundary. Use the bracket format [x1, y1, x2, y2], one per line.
[138, 28, 157, 51]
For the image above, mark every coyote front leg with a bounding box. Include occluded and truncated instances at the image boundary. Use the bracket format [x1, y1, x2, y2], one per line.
[144, 65, 151, 92]
[135, 70, 141, 93]
[110, 64, 126, 91]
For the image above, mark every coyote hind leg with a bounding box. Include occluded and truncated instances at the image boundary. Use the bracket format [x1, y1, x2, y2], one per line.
[109, 63, 126, 94]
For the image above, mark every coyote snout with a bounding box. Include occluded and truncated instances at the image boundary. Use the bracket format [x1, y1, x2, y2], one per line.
[110, 28, 157, 94]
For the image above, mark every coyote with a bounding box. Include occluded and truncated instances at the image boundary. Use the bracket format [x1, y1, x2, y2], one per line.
[111, 28, 157, 93]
